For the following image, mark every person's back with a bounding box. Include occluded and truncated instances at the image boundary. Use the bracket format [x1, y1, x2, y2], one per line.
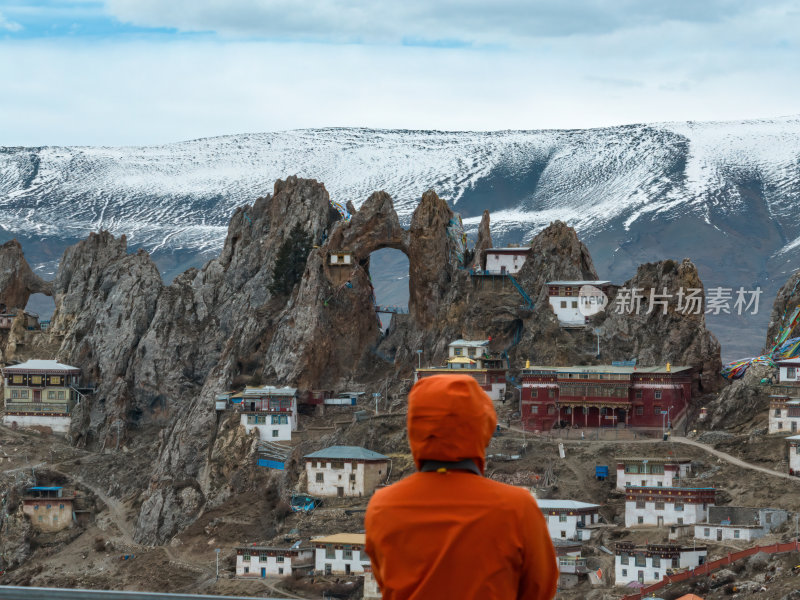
[365, 375, 557, 600]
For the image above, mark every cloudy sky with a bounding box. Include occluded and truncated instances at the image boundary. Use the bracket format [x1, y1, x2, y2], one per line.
[0, 0, 798, 146]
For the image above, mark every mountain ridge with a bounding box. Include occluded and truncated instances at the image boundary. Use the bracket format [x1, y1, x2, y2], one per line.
[2, 116, 799, 360]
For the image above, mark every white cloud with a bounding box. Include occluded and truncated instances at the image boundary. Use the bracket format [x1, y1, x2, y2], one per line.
[0, 10, 22, 32]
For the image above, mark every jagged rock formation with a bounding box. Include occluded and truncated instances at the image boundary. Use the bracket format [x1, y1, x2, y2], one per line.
[766, 269, 800, 351]
[0, 240, 51, 309]
[472, 210, 492, 270]
[0, 178, 725, 547]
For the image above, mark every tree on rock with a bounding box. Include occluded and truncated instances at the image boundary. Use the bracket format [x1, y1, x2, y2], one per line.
[269, 224, 313, 297]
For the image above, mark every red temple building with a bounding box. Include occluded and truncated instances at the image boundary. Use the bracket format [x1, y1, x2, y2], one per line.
[520, 364, 692, 431]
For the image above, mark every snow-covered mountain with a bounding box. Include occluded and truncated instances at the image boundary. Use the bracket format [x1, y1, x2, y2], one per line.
[2, 117, 799, 360]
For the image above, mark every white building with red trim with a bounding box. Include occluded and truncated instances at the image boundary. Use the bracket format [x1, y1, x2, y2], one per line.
[537, 499, 600, 541]
[235, 545, 313, 577]
[415, 339, 507, 401]
[482, 247, 531, 275]
[546, 281, 611, 327]
[625, 486, 715, 527]
[769, 396, 800, 434]
[614, 542, 707, 586]
[616, 457, 693, 491]
[313, 533, 369, 575]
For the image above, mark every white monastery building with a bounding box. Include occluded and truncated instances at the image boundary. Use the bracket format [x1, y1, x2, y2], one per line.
[546, 281, 612, 327]
[304, 446, 389, 498]
[615, 543, 707, 586]
[482, 247, 530, 275]
[313, 533, 370, 575]
[786, 434, 800, 476]
[625, 486, 715, 528]
[777, 358, 800, 385]
[536, 499, 601, 541]
[769, 396, 800, 434]
[235, 545, 313, 577]
[694, 506, 788, 542]
[616, 457, 693, 491]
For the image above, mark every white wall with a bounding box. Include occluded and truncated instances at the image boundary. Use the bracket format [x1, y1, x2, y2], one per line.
[2, 414, 71, 434]
[306, 461, 386, 497]
[625, 500, 709, 527]
[314, 546, 369, 574]
[544, 513, 598, 541]
[236, 550, 313, 577]
[790, 443, 800, 473]
[616, 465, 691, 491]
[484, 252, 527, 274]
[240, 413, 294, 441]
[694, 525, 761, 542]
[548, 297, 584, 325]
[615, 550, 706, 586]
[768, 409, 800, 434]
[779, 365, 800, 383]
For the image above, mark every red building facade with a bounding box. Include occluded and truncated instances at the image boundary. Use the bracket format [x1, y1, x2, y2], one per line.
[520, 365, 692, 431]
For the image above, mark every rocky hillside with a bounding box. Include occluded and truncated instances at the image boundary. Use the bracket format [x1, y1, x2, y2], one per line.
[1, 177, 724, 546]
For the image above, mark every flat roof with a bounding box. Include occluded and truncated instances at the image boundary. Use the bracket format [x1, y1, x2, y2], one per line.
[547, 280, 611, 286]
[485, 247, 530, 253]
[304, 446, 389, 461]
[449, 339, 489, 347]
[4, 359, 79, 372]
[312, 533, 366, 545]
[524, 364, 692, 374]
[235, 546, 311, 552]
[777, 358, 800, 365]
[617, 457, 692, 463]
[231, 385, 297, 397]
[536, 499, 599, 510]
[785, 435, 800, 441]
[447, 356, 477, 364]
[625, 486, 715, 491]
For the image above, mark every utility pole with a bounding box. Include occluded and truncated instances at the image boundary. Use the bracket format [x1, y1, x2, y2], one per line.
[417, 349, 422, 370]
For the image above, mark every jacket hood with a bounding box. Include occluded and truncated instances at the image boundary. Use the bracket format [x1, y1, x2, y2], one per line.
[407, 374, 497, 474]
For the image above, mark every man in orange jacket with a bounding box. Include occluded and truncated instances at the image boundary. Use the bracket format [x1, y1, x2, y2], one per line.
[365, 374, 558, 599]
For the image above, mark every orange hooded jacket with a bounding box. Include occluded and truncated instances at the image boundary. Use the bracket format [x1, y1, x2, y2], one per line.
[365, 374, 558, 600]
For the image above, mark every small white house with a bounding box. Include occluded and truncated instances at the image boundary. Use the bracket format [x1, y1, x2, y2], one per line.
[777, 358, 800, 384]
[615, 543, 707, 586]
[229, 385, 298, 442]
[694, 506, 788, 542]
[616, 457, 693, 491]
[537, 499, 601, 541]
[305, 446, 390, 498]
[625, 486, 715, 528]
[235, 545, 313, 577]
[769, 396, 800, 434]
[330, 251, 353, 266]
[546, 281, 611, 326]
[482, 247, 530, 275]
[313, 533, 369, 575]
[787, 434, 800, 476]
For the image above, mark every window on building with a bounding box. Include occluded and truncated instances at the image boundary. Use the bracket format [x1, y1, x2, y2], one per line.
[622, 569, 628, 577]
[734, 530, 740, 538]
[31, 375, 42, 385]
[277, 555, 284, 563]
[12, 375, 23, 384]
[454, 348, 462, 356]
[349, 473, 356, 482]
[331, 461, 345, 469]
[635, 555, 646, 567]
[655, 502, 665, 510]
[549, 389, 555, 398]
[561, 301, 567, 308]
[51, 376, 61, 385]
[583, 406, 589, 414]
[704, 528, 710, 537]
[653, 571, 660, 580]
[21, 390, 28, 398]
[258, 554, 267, 562]
[636, 499, 645, 509]
[547, 405, 555, 415]
[635, 390, 643, 398]
[272, 430, 279, 437]
[560, 531, 566, 538]
[637, 516, 644, 524]
[278, 568, 284, 575]
[675, 503, 684, 511]
[778, 421, 783, 429]
[325, 547, 335, 559]
[652, 556, 661, 568]
[243, 566, 249, 574]
[571, 301, 578, 309]
[531, 405, 539, 414]
[48, 391, 55, 399]
[776, 408, 782, 417]
[654, 405, 662, 415]
[11, 389, 18, 399]
[654, 390, 662, 399]
[559, 514, 567, 522]
[677, 518, 684, 525]
[243, 554, 251, 561]
[789, 367, 797, 378]
[620, 554, 629, 565]
[672, 557, 680, 568]
[531, 389, 538, 398]
[343, 547, 353, 559]
[316, 473, 324, 482]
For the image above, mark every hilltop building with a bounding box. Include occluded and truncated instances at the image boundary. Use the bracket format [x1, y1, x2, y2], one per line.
[312, 533, 369, 575]
[520, 364, 692, 431]
[777, 358, 800, 385]
[224, 385, 298, 441]
[482, 247, 530, 275]
[624, 486, 715, 528]
[553, 540, 590, 589]
[694, 506, 788, 542]
[616, 457, 693, 490]
[22, 487, 75, 532]
[304, 446, 389, 498]
[546, 281, 611, 327]
[614, 543, 707, 586]
[769, 396, 800, 434]
[235, 545, 313, 577]
[786, 434, 800, 476]
[415, 339, 507, 401]
[2, 359, 81, 434]
[537, 499, 601, 541]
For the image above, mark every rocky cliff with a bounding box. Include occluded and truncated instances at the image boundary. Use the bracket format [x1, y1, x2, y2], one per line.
[0, 240, 51, 310]
[0, 177, 725, 546]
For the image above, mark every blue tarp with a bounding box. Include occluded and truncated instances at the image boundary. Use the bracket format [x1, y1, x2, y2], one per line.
[29, 486, 62, 491]
[257, 458, 285, 470]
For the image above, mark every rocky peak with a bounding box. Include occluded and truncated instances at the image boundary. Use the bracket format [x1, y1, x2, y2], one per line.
[472, 210, 492, 270]
[765, 269, 800, 352]
[0, 239, 52, 309]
